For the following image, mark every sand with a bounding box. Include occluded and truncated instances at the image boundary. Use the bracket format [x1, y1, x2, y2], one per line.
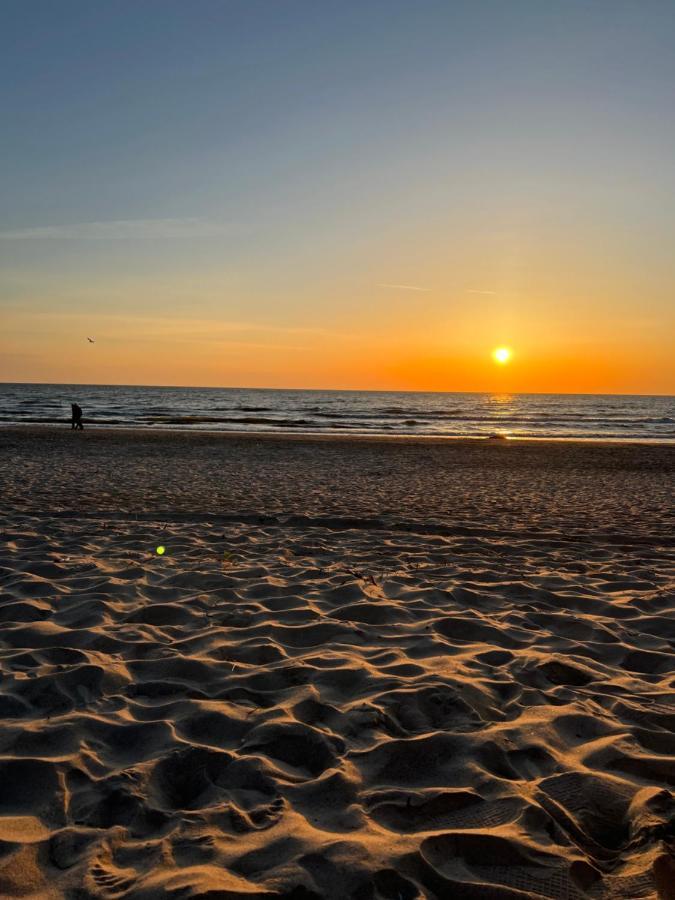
[0, 427, 674, 899]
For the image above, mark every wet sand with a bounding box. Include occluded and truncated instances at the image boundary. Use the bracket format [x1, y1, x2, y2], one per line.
[0, 427, 674, 898]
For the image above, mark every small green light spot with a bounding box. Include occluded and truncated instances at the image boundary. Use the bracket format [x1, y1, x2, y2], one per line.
[156, 545, 166, 555]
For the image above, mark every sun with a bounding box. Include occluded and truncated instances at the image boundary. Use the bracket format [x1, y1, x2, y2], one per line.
[492, 346, 512, 365]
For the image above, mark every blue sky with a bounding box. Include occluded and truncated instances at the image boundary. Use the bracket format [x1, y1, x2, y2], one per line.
[2, 1, 674, 390]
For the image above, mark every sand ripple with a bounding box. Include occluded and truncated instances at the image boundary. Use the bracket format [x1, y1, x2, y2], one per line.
[0, 505, 674, 898]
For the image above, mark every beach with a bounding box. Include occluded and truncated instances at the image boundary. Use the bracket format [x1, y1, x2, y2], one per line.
[0, 427, 674, 898]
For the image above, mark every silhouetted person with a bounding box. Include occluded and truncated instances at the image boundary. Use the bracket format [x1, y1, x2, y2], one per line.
[71, 403, 84, 430]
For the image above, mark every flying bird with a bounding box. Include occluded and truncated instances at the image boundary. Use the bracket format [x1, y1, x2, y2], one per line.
[87, 337, 95, 343]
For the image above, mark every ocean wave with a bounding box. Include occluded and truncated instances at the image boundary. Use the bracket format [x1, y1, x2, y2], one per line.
[149, 415, 317, 427]
[1, 385, 673, 441]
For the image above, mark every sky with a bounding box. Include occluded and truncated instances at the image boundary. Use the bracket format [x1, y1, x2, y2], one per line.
[2, 0, 674, 394]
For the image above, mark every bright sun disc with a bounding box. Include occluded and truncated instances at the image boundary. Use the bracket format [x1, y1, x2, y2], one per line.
[492, 346, 512, 364]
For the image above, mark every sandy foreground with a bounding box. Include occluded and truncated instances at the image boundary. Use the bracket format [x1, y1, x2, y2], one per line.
[0, 427, 674, 899]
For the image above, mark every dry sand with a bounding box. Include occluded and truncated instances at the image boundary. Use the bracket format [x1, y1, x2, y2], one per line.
[0, 427, 674, 899]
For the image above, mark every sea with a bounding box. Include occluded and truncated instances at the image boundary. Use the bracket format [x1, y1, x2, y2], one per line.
[1, 383, 674, 442]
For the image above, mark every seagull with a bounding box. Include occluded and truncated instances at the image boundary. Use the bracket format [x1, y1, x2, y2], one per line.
[87, 337, 95, 343]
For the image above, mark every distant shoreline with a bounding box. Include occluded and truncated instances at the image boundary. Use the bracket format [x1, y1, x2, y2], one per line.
[2, 423, 675, 447]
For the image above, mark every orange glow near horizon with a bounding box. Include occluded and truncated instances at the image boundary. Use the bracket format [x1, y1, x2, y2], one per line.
[1, 283, 673, 395]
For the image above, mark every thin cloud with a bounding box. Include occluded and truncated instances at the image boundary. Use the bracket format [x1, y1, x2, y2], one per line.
[210, 340, 308, 352]
[378, 283, 431, 292]
[0, 218, 246, 240]
[8, 310, 358, 344]
[467, 289, 497, 295]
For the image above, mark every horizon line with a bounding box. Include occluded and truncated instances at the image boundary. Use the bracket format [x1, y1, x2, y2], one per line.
[1, 380, 672, 399]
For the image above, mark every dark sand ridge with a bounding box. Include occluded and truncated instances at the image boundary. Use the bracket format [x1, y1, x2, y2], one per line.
[0, 427, 673, 898]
